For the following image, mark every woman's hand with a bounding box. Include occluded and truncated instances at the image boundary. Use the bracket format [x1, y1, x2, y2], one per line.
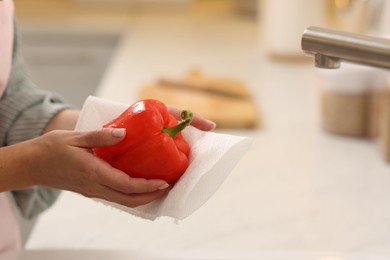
[167, 106, 216, 131]
[45, 106, 216, 133]
[0, 106, 215, 208]
[1, 128, 169, 208]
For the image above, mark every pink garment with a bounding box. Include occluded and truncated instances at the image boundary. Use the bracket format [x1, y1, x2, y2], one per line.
[0, 0, 20, 252]
[0, 193, 21, 251]
[0, 0, 14, 97]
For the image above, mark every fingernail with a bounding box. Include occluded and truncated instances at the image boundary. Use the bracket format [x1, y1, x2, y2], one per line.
[112, 128, 126, 137]
[207, 120, 217, 130]
[158, 183, 170, 190]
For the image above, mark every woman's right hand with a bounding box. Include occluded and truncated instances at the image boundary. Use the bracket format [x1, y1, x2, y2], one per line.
[3, 129, 169, 208]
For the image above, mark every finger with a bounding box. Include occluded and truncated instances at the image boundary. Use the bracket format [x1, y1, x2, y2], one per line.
[167, 106, 216, 131]
[71, 128, 126, 148]
[190, 114, 217, 131]
[93, 184, 169, 208]
[95, 159, 170, 194]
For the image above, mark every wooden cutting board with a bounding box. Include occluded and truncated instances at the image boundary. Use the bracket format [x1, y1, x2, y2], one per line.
[139, 70, 259, 129]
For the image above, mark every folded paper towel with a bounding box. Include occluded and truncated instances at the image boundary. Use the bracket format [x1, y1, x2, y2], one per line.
[75, 96, 252, 221]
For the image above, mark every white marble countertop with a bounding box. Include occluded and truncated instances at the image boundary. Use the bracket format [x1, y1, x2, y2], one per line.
[25, 10, 390, 258]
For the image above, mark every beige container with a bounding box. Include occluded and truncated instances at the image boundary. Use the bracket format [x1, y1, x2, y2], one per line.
[318, 63, 378, 136]
[367, 87, 389, 138]
[321, 90, 369, 136]
[376, 79, 390, 162]
[321, 87, 387, 138]
[372, 0, 390, 161]
[319, 64, 390, 162]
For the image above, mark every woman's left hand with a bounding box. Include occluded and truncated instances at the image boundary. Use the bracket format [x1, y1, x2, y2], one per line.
[167, 106, 216, 131]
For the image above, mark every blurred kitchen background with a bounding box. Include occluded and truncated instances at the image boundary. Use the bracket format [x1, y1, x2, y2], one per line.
[14, 0, 257, 109]
[11, 0, 390, 258]
[13, 0, 389, 103]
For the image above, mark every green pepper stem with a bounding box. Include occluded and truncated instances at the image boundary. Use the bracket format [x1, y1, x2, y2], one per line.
[162, 110, 193, 138]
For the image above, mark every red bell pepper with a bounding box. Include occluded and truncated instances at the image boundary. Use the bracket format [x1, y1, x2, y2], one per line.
[93, 99, 193, 184]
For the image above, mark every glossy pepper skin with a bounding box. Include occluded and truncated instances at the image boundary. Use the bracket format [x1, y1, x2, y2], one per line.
[93, 99, 193, 184]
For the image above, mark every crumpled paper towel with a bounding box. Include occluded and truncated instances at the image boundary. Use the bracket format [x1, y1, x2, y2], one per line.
[75, 96, 252, 221]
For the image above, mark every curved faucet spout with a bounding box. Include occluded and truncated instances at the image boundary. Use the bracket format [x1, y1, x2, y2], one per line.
[301, 26, 390, 70]
[314, 54, 340, 69]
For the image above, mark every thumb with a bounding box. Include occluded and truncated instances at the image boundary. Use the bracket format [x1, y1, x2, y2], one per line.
[73, 128, 126, 148]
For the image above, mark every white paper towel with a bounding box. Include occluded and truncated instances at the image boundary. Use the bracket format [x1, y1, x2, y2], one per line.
[75, 96, 252, 221]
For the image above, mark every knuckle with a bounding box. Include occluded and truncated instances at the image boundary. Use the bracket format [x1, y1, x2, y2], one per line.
[94, 129, 106, 140]
[72, 129, 106, 148]
[78, 166, 100, 195]
[123, 178, 145, 193]
[90, 129, 113, 147]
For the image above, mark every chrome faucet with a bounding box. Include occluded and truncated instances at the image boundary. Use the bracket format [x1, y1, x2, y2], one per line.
[301, 26, 390, 69]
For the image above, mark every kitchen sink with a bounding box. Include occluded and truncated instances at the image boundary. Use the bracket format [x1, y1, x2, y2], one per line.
[20, 25, 122, 108]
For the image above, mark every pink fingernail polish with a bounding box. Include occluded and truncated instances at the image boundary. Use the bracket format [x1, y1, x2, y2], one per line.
[208, 120, 217, 130]
[158, 183, 170, 190]
[112, 128, 126, 137]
